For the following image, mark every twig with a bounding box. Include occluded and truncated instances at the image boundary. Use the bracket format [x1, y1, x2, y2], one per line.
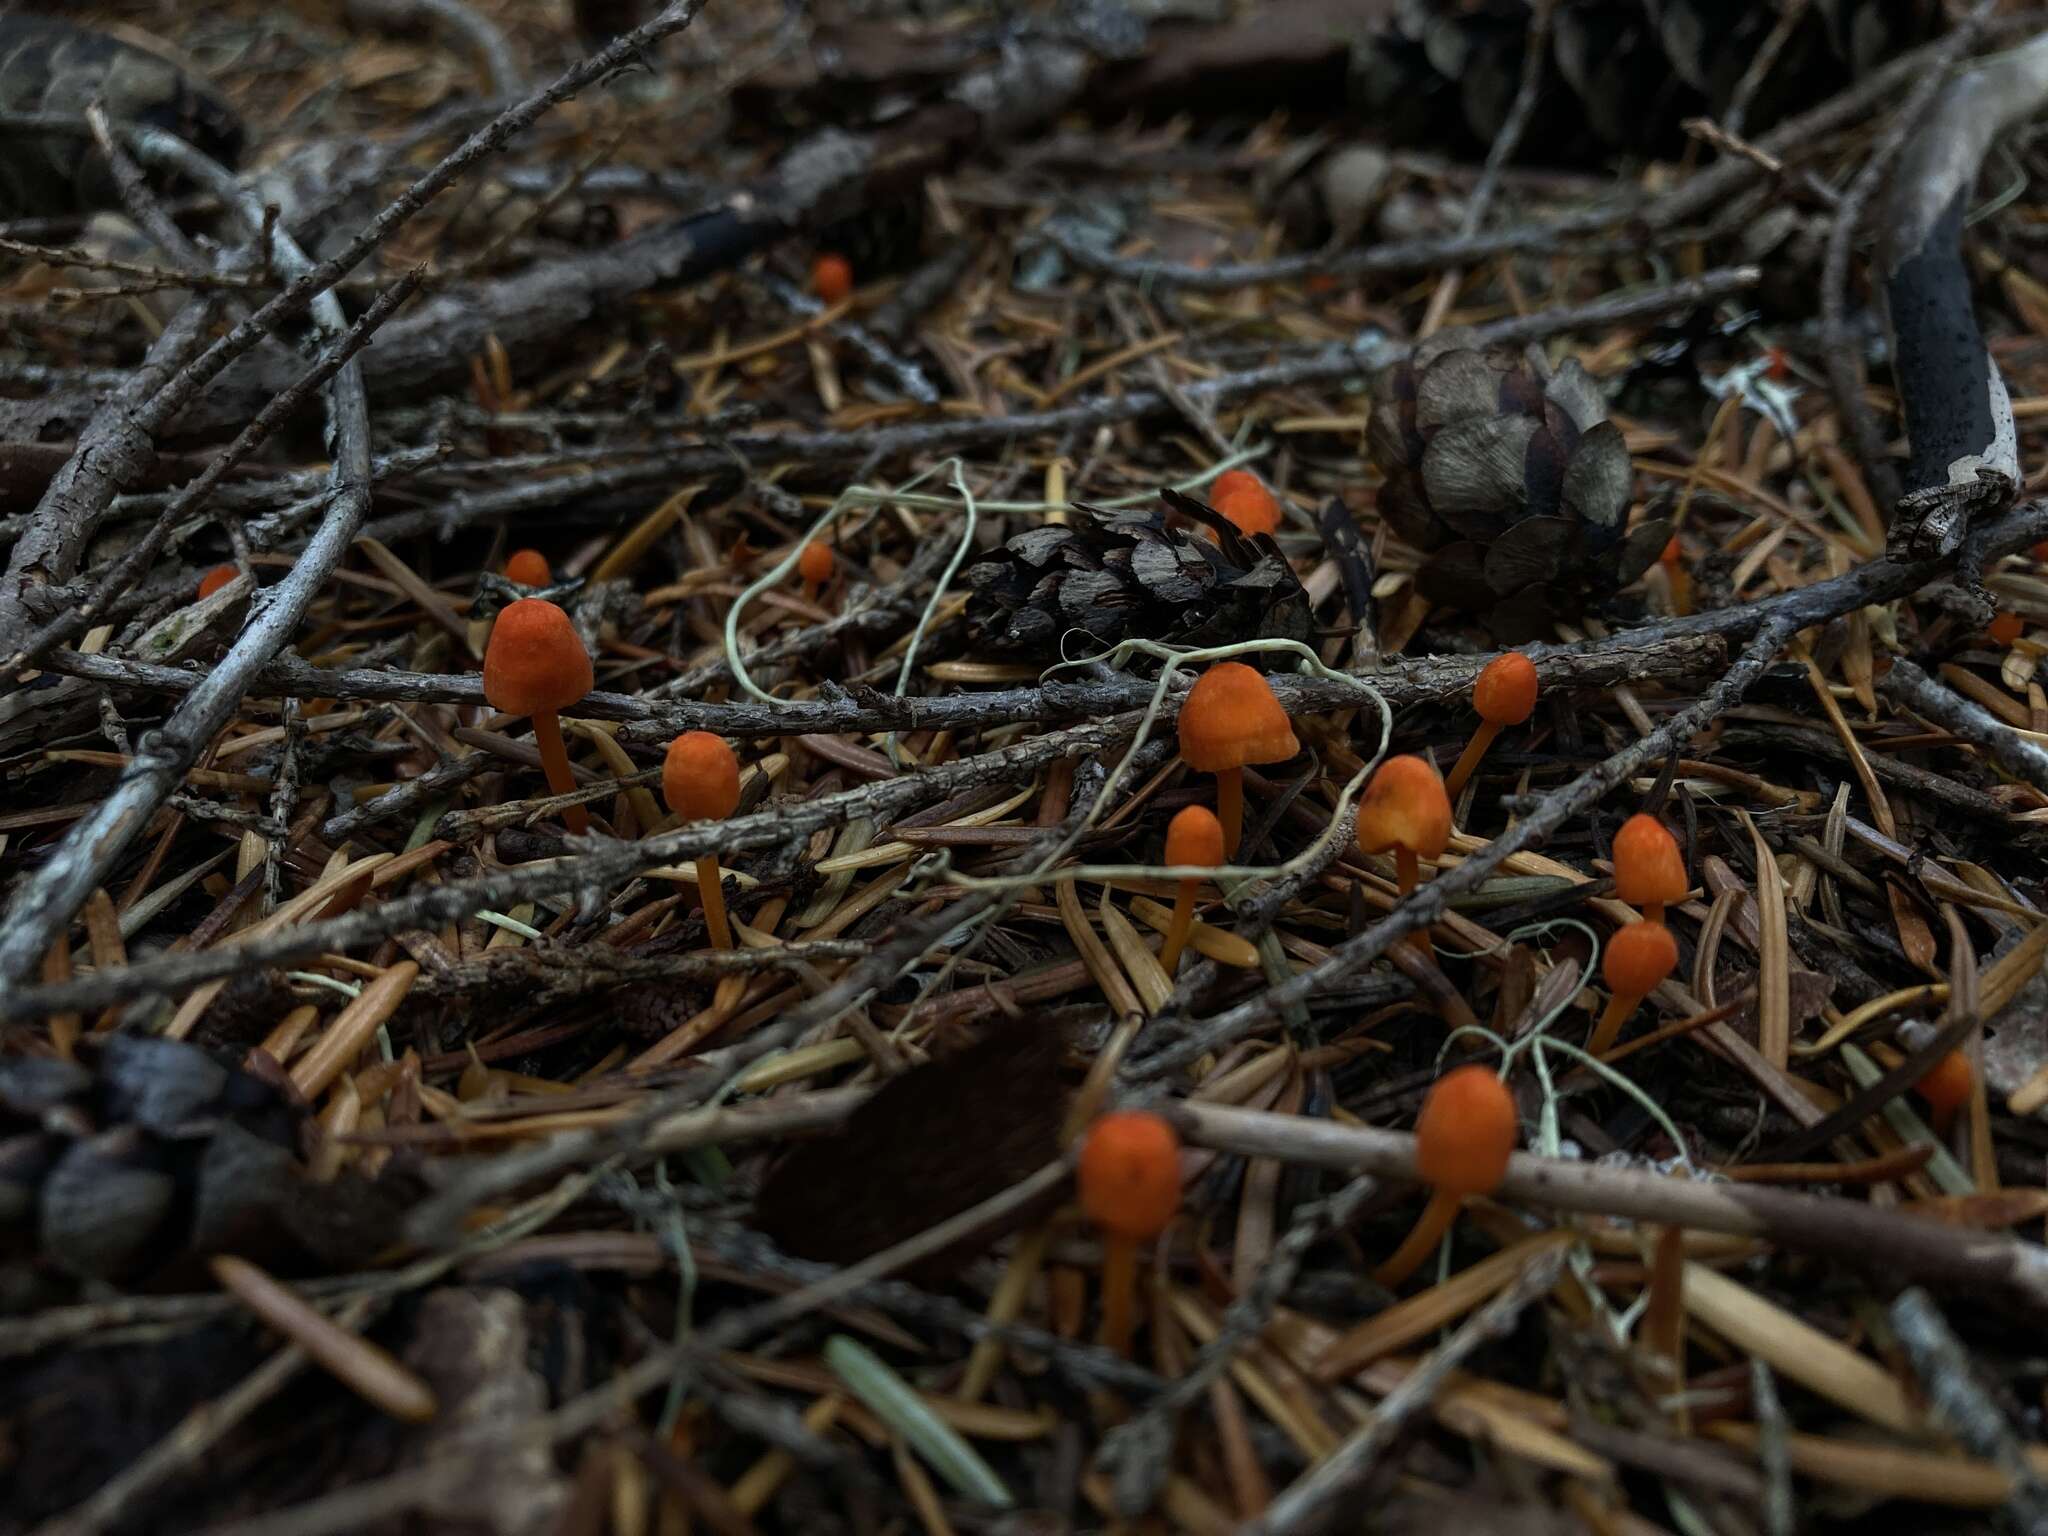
[1891, 1288, 2048, 1532]
[1879, 657, 2048, 796]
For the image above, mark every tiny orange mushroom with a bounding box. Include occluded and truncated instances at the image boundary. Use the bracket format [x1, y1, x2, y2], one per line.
[1915, 1049, 1973, 1135]
[1989, 612, 2024, 647]
[1444, 651, 1538, 799]
[1211, 478, 1282, 540]
[197, 564, 237, 600]
[663, 731, 742, 952]
[1375, 1066, 1517, 1288]
[1078, 1109, 1182, 1356]
[811, 253, 853, 305]
[797, 540, 835, 606]
[504, 548, 551, 587]
[1177, 662, 1299, 859]
[1587, 919, 1678, 1057]
[1613, 813, 1687, 924]
[483, 598, 595, 835]
[1159, 804, 1224, 974]
[1356, 754, 1452, 954]
[1209, 469, 1263, 505]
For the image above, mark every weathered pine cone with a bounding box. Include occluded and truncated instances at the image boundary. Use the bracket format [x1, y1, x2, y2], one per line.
[1370, 348, 1668, 642]
[965, 494, 1310, 663]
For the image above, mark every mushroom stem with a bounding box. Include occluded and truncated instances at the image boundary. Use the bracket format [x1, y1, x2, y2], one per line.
[694, 853, 733, 951]
[1644, 902, 1665, 926]
[530, 711, 587, 834]
[1394, 846, 1431, 956]
[1374, 1187, 1463, 1289]
[1099, 1233, 1140, 1356]
[1587, 988, 1643, 1058]
[1159, 879, 1198, 973]
[1216, 766, 1245, 858]
[800, 578, 819, 607]
[1444, 720, 1502, 800]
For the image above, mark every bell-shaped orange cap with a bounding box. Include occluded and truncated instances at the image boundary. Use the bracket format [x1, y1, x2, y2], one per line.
[1178, 662, 1299, 773]
[1078, 1110, 1182, 1241]
[798, 540, 835, 584]
[1473, 652, 1538, 726]
[1916, 1050, 1972, 1114]
[1211, 469, 1261, 504]
[504, 549, 550, 586]
[1613, 814, 1687, 909]
[197, 564, 237, 600]
[1415, 1065, 1516, 1196]
[1355, 754, 1452, 860]
[812, 253, 853, 304]
[1165, 804, 1225, 868]
[663, 731, 740, 822]
[1215, 481, 1281, 538]
[1603, 919, 1677, 996]
[483, 598, 593, 716]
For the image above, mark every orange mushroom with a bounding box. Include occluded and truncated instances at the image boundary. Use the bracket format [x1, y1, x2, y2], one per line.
[797, 540, 835, 606]
[663, 731, 741, 952]
[197, 564, 237, 600]
[1210, 469, 1262, 505]
[1587, 919, 1678, 1057]
[1613, 813, 1686, 923]
[1660, 535, 1693, 616]
[1444, 651, 1538, 799]
[1915, 1049, 1972, 1135]
[1375, 1065, 1517, 1288]
[812, 253, 853, 305]
[1177, 662, 1299, 859]
[504, 548, 550, 587]
[1989, 612, 2023, 647]
[1210, 478, 1281, 540]
[1355, 754, 1452, 954]
[1159, 804, 1224, 974]
[1078, 1109, 1182, 1355]
[482, 598, 595, 834]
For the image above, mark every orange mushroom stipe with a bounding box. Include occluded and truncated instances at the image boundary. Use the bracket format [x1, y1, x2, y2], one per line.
[1915, 1049, 1973, 1135]
[1375, 1066, 1517, 1289]
[1444, 651, 1538, 799]
[504, 548, 550, 587]
[1176, 662, 1299, 859]
[1587, 919, 1678, 1057]
[811, 253, 853, 305]
[797, 540, 835, 605]
[1613, 813, 1686, 924]
[1989, 612, 2024, 647]
[1355, 754, 1452, 954]
[1078, 1110, 1182, 1355]
[197, 564, 237, 600]
[482, 598, 595, 834]
[1159, 804, 1224, 974]
[663, 731, 742, 953]
[1660, 533, 1692, 614]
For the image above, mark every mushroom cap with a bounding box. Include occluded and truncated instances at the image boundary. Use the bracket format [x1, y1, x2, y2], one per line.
[1214, 481, 1282, 538]
[1078, 1109, 1182, 1241]
[483, 598, 594, 717]
[1473, 651, 1539, 726]
[1355, 754, 1452, 860]
[663, 731, 740, 822]
[1602, 919, 1677, 996]
[1415, 1065, 1516, 1196]
[1177, 662, 1299, 773]
[812, 253, 853, 303]
[798, 540, 835, 584]
[505, 549, 550, 586]
[1164, 804, 1225, 868]
[1211, 469, 1262, 504]
[196, 564, 237, 600]
[1915, 1050, 1972, 1113]
[1990, 612, 2023, 646]
[1612, 814, 1687, 908]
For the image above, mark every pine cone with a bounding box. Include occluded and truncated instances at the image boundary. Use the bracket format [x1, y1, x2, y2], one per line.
[1370, 348, 1668, 641]
[1348, 0, 1942, 159]
[0, 1036, 401, 1308]
[965, 494, 1311, 662]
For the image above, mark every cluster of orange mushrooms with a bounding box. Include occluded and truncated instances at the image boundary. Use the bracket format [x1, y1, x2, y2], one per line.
[471, 479, 1972, 1353]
